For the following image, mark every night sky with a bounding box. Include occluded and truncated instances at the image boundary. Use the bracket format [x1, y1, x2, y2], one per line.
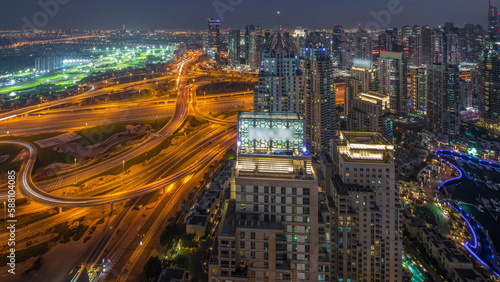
[0, 0, 493, 30]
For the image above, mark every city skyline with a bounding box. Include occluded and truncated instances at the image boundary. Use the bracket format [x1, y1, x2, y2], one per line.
[2, 1, 500, 281]
[0, 0, 495, 31]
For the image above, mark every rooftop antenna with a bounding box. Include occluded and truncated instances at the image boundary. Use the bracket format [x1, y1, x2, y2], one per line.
[277, 11, 281, 29]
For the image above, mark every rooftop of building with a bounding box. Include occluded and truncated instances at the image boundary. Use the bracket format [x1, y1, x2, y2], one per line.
[358, 91, 390, 103]
[260, 28, 298, 58]
[235, 154, 315, 180]
[420, 227, 472, 264]
[239, 111, 304, 121]
[187, 215, 208, 227]
[333, 131, 394, 164]
[340, 131, 392, 146]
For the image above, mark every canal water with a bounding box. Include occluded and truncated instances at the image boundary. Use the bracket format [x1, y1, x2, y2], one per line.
[443, 156, 500, 251]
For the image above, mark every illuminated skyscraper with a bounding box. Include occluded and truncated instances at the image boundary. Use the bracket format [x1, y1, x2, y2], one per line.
[207, 18, 221, 64]
[478, 48, 500, 123]
[332, 25, 344, 68]
[209, 112, 331, 281]
[347, 91, 393, 142]
[377, 51, 407, 116]
[407, 67, 427, 116]
[488, 0, 500, 42]
[329, 131, 401, 282]
[344, 59, 377, 118]
[354, 27, 373, 60]
[254, 28, 304, 114]
[248, 24, 264, 70]
[426, 64, 460, 143]
[228, 29, 241, 67]
[244, 25, 255, 65]
[301, 32, 335, 156]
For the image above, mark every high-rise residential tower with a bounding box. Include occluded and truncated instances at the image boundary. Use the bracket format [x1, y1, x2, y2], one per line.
[377, 51, 407, 116]
[407, 67, 427, 116]
[207, 18, 221, 64]
[228, 29, 241, 67]
[347, 91, 393, 142]
[209, 112, 331, 281]
[332, 25, 344, 69]
[478, 48, 500, 123]
[254, 28, 304, 114]
[244, 25, 256, 65]
[489, 0, 500, 42]
[344, 59, 378, 117]
[329, 131, 401, 282]
[426, 64, 461, 143]
[300, 32, 336, 156]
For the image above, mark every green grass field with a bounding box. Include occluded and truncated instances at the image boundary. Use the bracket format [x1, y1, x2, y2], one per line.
[1, 46, 173, 95]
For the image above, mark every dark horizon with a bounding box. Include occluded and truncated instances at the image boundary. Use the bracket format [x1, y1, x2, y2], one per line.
[0, 0, 494, 31]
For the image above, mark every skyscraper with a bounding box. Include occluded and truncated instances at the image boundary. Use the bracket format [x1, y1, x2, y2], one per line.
[377, 51, 407, 116]
[209, 112, 331, 281]
[207, 18, 221, 64]
[488, 0, 500, 42]
[347, 91, 393, 142]
[354, 27, 373, 60]
[301, 32, 336, 156]
[248, 24, 264, 70]
[254, 29, 304, 114]
[332, 25, 344, 69]
[244, 25, 255, 65]
[463, 23, 486, 63]
[344, 59, 378, 117]
[420, 28, 433, 64]
[228, 29, 241, 67]
[329, 131, 401, 282]
[426, 64, 461, 143]
[407, 67, 427, 116]
[445, 32, 462, 65]
[431, 31, 445, 64]
[478, 48, 500, 123]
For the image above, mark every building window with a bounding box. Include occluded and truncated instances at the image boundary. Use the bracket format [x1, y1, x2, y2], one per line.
[251, 242, 256, 249]
[240, 231, 245, 239]
[251, 232, 256, 239]
[303, 188, 310, 195]
[254, 186, 259, 193]
[303, 198, 310, 205]
[241, 185, 246, 192]
[292, 187, 297, 195]
[240, 241, 245, 248]
[240, 204, 246, 211]
[281, 187, 286, 194]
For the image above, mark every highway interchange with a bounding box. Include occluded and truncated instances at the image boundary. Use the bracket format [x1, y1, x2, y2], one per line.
[0, 52, 254, 281]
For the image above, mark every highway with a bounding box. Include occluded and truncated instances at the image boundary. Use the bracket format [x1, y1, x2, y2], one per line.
[0, 52, 247, 281]
[0, 56, 192, 122]
[0, 56, 196, 201]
